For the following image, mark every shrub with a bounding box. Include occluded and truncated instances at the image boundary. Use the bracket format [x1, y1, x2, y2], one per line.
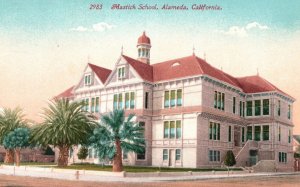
[224, 150, 236, 166]
[77, 146, 88, 160]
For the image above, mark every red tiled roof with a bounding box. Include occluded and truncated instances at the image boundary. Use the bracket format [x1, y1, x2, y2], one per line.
[236, 75, 293, 98]
[88, 63, 112, 83]
[137, 31, 151, 45]
[122, 55, 153, 82]
[54, 86, 74, 100]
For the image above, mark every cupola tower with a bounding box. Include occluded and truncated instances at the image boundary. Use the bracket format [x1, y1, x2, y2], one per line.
[137, 31, 151, 64]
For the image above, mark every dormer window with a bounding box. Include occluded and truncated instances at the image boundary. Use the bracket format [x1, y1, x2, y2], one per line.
[84, 74, 92, 86]
[118, 67, 125, 79]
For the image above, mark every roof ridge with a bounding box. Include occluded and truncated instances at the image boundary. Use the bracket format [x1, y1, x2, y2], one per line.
[88, 62, 112, 71]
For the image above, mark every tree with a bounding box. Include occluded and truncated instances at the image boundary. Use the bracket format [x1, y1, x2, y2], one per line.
[89, 109, 145, 172]
[224, 150, 236, 166]
[0, 107, 27, 163]
[31, 99, 97, 167]
[3, 128, 30, 166]
[77, 146, 88, 162]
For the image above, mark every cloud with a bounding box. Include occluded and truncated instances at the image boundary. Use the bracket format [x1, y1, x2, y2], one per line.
[246, 22, 269, 30]
[70, 22, 116, 32]
[70, 26, 88, 32]
[216, 22, 269, 37]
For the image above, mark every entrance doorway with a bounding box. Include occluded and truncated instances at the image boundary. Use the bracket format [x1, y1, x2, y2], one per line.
[234, 126, 241, 147]
[249, 149, 258, 166]
[169, 149, 175, 167]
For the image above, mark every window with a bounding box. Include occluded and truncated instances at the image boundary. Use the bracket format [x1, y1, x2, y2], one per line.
[209, 150, 220, 162]
[94, 149, 98, 158]
[118, 67, 125, 79]
[288, 129, 291, 143]
[214, 91, 225, 111]
[242, 127, 245, 142]
[163, 149, 168, 160]
[277, 100, 281, 116]
[233, 97, 236, 114]
[263, 99, 269, 115]
[145, 92, 149, 109]
[91, 98, 95, 113]
[164, 89, 183, 108]
[164, 121, 169, 138]
[113, 94, 118, 110]
[228, 126, 232, 142]
[246, 101, 253, 116]
[84, 74, 91, 86]
[255, 100, 261, 116]
[288, 105, 291, 119]
[209, 122, 220, 140]
[176, 121, 181, 139]
[240, 101, 242, 117]
[278, 126, 281, 141]
[118, 93, 123, 109]
[88, 148, 93, 158]
[175, 149, 181, 161]
[263, 125, 269, 141]
[137, 148, 145, 160]
[164, 120, 181, 139]
[279, 152, 287, 163]
[95, 97, 99, 112]
[130, 92, 135, 109]
[123, 150, 128, 160]
[85, 98, 89, 112]
[125, 93, 130, 109]
[247, 126, 252, 140]
[254, 126, 261, 141]
[242, 102, 245, 117]
[177, 89, 182, 106]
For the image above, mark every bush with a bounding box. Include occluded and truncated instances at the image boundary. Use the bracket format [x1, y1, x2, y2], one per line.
[224, 150, 236, 166]
[77, 146, 88, 160]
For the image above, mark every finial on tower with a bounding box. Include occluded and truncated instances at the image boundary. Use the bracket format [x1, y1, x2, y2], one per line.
[204, 52, 207, 61]
[121, 45, 124, 55]
[192, 45, 195, 56]
[87, 55, 90, 63]
[257, 68, 259, 76]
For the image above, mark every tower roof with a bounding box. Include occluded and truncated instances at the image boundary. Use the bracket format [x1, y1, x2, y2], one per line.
[137, 31, 151, 46]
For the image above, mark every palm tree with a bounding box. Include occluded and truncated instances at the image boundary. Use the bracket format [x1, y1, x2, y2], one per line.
[0, 107, 27, 163]
[31, 99, 97, 167]
[89, 109, 145, 172]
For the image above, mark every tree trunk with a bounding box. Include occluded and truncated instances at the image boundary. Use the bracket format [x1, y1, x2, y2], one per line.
[113, 139, 123, 172]
[4, 149, 14, 164]
[15, 149, 21, 166]
[58, 145, 69, 167]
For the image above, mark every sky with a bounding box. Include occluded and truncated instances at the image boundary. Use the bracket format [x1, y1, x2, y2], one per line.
[0, 0, 300, 133]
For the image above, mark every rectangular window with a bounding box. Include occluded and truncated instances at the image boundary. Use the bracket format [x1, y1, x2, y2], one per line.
[221, 93, 225, 111]
[130, 92, 135, 109]
[288, 105, 291, 119]
[240, 101, 242, 117]
[209, 122, 220, 140]
[85, 98, 89, 112]
[145, 92, 149, 109]
[123, 150, 128, 160]
[170, 121, 175, 139]
[242, 102, 245, 117]
[278, 126, 281, 141]
[263, 125, 269, 141]
[278, 100, 281, 116]
[163, 149, 168, 160]
[164, 121, 169, 138]
[242, 127, 245, 142]
[176, 121, 181, 139]
[91, 98, 95, 113]
[263, 99, 269, 115]
[279, 152, 287, 163]
[246, 101, 253, 116]
[170, 90, 176, 107]
[255, 100, 261, 116]
[247, 126, 252, 140]
[95, 97, 99, 112]
[254, 126, 261, 141]
[137, 148, 145, 160]
[84, 74, 91, 86]
[228, 126, 232, 142]
[288, 129, 291, 143]
[214, 91, 218, 109]
[175, 149, 181, 161]
[164, 91, 170, 108]
[209, 150, 220, 162]
[118, 67, 125, 79]
[113, 94, 118, 110]
[177, 89, 182, 106]
[217, 92, 221, 109]
[125, 93, 130, 109]
[233, 97, 236, 114]
[118, 93, 123, 109]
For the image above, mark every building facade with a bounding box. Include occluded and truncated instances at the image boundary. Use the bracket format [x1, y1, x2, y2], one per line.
[56, 32, 295, 171]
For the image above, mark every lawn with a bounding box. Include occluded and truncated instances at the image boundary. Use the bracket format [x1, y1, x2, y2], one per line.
[53, 163, 242, 173]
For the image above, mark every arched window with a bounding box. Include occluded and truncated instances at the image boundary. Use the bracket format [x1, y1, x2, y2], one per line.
[138, 48, 141, 57]
[142, 48, 145, 56]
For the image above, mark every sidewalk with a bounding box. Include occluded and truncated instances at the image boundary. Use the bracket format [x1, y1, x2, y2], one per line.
[0, 165, 299, 183]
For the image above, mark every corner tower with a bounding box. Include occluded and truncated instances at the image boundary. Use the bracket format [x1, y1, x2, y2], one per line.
[137, 31, 151, 64]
